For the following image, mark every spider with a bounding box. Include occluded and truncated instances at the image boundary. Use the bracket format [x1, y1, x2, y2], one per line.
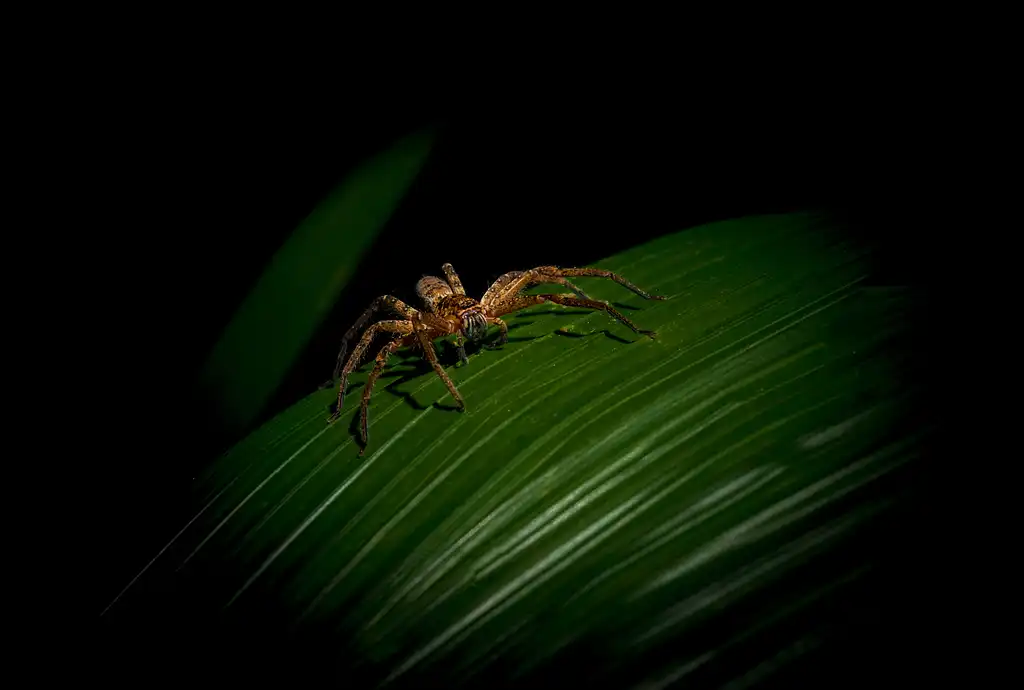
[327, 263, 665, 454]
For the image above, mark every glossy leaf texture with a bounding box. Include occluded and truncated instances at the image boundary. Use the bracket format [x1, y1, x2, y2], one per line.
[103, 212, 930, 687]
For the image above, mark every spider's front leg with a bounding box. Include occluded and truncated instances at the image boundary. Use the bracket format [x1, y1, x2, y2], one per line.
[480, 270, 592, 306]
[486, 266, 665, 309]
[328, 319, 414, 423]
[323, 295, 418, 386]
[416, 328, 466, 411]
[452, 333, 470, 366]
[356, 337, 404, 456]
[482, 317, 508, 349]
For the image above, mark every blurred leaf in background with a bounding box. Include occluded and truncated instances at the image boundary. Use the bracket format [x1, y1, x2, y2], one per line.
[102, 212, 933, 687]
[200, 127, 436, 436]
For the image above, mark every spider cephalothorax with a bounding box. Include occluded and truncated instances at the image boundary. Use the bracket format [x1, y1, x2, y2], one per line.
[417, 276, 489, 346]
[328, 263, 665, 454]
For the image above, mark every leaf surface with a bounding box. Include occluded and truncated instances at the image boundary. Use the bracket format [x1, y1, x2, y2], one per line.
[107, 212, 928, 687]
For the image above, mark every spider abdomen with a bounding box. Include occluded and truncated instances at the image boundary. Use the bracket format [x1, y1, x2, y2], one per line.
[416, 275, 453, 312]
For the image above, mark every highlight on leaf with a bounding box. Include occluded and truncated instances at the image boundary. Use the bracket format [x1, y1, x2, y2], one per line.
[103, 212, 929, 688]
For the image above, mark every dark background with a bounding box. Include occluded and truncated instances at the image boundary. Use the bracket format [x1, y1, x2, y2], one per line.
[83, 81, 943, 683]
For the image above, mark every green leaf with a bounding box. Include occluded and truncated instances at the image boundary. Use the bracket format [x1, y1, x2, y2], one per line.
[199, 127, 435, 435]
[107, 212, 928, 686]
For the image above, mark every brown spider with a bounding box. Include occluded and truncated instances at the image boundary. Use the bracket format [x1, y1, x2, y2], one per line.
[328, 263, 665, 454]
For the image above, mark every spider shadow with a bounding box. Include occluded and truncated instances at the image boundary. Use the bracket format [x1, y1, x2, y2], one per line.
[324, 311, 638, 419]
[324, 320, 570, 417]
[514, 301, 641, 317]
[552, 328, 632, 344]
[324, 360, 437, 416]
[515, 309, 635, 344]
[378, 354, 436, 411]
[374, 337, 522, 412]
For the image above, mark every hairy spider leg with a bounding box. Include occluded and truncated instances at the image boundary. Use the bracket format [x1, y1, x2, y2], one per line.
[481, 270, 592, 307]
[550, 267, 666, 301]
[330, 295, 418, 381]
[452, 333, 470, 367]
[416, 328, 466, 411]
[492, 293, 657, 338]
[483, 317, 509, 349]
[486, 266, 665, 309]
[441, 264, 474, 365]
[441, 263, 467, 296]
[329, 320, 414, 422]
[357, 337, 404, 455]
